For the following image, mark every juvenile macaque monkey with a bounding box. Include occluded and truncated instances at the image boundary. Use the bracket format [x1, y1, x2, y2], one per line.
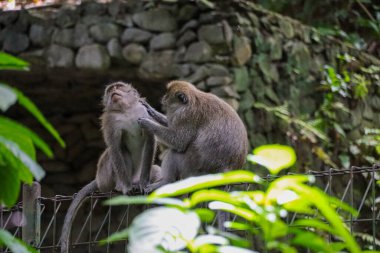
[61, 82, 159, 253]
[139, 80, 248, 192]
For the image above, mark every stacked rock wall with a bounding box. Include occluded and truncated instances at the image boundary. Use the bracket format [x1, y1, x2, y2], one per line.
[0, 0, 379, 194]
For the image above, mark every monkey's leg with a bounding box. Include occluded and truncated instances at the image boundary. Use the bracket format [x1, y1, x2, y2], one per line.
[138, 118, 193, 152]
[145, 151, 179, 193]
[110, 146, 134, 195]
[139, 132, 156, 192]
[140, 100, 168, 126]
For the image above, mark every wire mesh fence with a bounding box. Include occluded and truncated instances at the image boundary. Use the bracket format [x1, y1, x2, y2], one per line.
[1, 165, 379, 252]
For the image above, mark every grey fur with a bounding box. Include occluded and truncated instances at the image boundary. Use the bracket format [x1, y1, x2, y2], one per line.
[61, 82, 159, 253]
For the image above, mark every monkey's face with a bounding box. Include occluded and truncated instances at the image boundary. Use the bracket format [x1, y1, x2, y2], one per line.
[103, 82, 140, 111]
[162, 88, 189, 114]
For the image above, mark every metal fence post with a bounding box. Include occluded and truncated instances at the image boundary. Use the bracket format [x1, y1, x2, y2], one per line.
[22, 182, 41, 247]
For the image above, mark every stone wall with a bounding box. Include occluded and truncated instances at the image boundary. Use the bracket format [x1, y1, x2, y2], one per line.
[0, 0, 379, 195]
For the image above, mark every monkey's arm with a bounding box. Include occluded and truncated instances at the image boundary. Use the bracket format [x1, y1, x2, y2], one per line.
[139, 131, 156, 189]
[140, 100, 168, 126]
[138, 118, 193, 152]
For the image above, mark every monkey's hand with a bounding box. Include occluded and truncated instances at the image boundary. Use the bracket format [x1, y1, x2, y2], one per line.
[137, 117, 154, 130]
[139, 101, 168, 126]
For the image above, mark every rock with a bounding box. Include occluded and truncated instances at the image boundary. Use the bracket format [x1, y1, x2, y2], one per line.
[138, 50, 175, 80]
[234, 67, 249, 92]
[29, 24, 53, 47]
[82, 1, 106, 15]
[55, 8, 78, 28]
[175, 64, 192, 77]
[257, 54, 278, 83]
[232, 36, 252, 66]
[89, 23, 120, 43]
[268, 35, 282, 60]
[0, 11, 18, 26]
[75, 44, 110, 70]
[52, 28, 74, 48]
[81, 15, 112, 26]
[108, 1, 124, 17]
[176, 30, 197, 47]
[178, 5, 198, 21]
[244, 110, 256, 130]
[133, 9, 177, 32]
[265, 86, 280, 105]
[185, 66, 209, 83]
[198, 21, 232, 45]
[223, 98, 239, 111]
[211, 86, 240, 99]
[363, 103, 373, 120]
[290, 42, 312, 73]
[370, 96, 380, 111]
[239, 90, 255, 111]
[206, 64, 229, 76]
[107, 38, 122, 58]
[279, 18, 294, 39]
[184, 41, 212, 63]
[122, 43, 146, 64]
[115, 14, 133, 27]
[3, 32, 29, 54]
[206, 76, 232, 87]
[74, 23, 93, 48]
[150, 33, 176, 51]
[179, 19, 198, 34]
[46, 44, 74, 68]
[174, 46, 187, 62]
[120, 28, 152, 44]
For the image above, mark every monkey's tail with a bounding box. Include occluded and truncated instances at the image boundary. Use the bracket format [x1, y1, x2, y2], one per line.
[60, 180, 97, 253]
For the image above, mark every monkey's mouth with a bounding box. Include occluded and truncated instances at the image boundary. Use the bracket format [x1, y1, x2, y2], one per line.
[111, 92, 122, 99]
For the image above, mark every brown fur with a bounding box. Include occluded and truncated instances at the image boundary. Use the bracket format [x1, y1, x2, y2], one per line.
[139, 80, 248, 192]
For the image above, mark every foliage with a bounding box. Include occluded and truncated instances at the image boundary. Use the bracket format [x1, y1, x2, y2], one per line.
[257, 0, 380, 51]
[254, 53, 380, 169]
[104, 145, 372, 253]
[0, 52, 65, 252]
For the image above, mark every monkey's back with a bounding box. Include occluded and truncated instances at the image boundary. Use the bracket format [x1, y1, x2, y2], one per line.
[191, 92, 248, 173]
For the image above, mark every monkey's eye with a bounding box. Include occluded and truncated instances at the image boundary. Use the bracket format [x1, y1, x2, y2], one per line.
[175, 92, 188, 104]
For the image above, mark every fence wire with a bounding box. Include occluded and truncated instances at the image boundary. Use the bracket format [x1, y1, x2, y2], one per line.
[1, 165, 379, 252]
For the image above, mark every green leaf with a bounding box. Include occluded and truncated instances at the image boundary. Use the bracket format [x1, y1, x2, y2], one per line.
[247, 145, 296, 174]
[150, 171, 262, 198]
[0, 229, 38, 253]
[0, 165, 20, 207]
[291, 230, 334, 253]
[0, 136, 45, 181]
[193, 235, 229, 248]
[194, 208, 216, 223]
[100, 228, 129, 244]
[293, 219, 336, 234]
[0, 52, 29, 71]
[208, 201, 258, 222]
[104, 196, 185, 207]
[12, 87, 65, 148]
[0, 137, 33, 184]
[0, 116, 53, 158]
[189, 189, 242, 208]
[206, 226, 251, 248]
[0, 83, 17, 112]
[216, 246, 257, 253]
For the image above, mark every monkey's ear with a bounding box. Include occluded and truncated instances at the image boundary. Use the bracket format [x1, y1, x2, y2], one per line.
[175, 92, 188, 104]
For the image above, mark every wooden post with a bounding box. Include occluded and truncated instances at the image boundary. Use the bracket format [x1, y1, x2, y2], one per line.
[22, 182, 41, 247]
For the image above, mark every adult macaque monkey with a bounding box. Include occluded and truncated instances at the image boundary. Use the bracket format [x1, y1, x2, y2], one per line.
[61, 82, 159, 253]
[139, 80, 248, 192]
